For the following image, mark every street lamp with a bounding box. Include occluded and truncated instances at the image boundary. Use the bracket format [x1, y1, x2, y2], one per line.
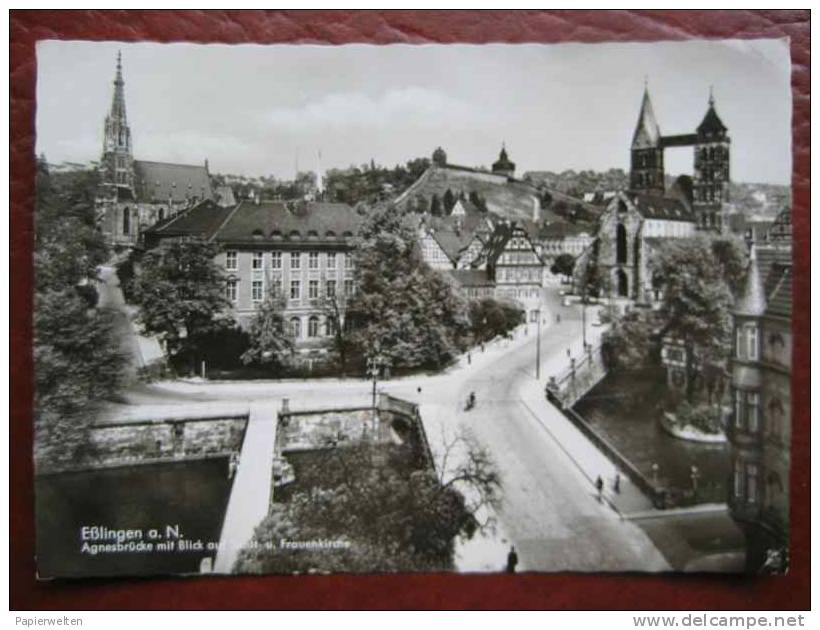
[535, 309, 542, 380]
[366, 351, 387, 408]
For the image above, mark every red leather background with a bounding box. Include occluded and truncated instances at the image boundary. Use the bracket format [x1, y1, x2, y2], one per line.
[10, 10, 810, 610]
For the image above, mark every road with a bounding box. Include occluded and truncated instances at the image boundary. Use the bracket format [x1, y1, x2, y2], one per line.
[101, 285, 671, 571]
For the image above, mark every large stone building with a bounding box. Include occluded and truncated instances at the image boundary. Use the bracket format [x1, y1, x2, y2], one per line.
[143, 199, 361, 352]
[96, 53, 214, 247]
[727, 209, 792, 573]
[577, 86, 732, 302]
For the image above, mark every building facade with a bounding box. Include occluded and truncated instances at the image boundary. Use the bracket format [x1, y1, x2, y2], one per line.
[728, 210, 792, 573]
[96, 53, 214, 247]
[143, 199, 361, 352]
[630, 85, 732, 233]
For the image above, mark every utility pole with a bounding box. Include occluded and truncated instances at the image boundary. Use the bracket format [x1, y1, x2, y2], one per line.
[535, 309, 542, 380]
[581, 286, 588, 349]
[367, 352, 385, 408]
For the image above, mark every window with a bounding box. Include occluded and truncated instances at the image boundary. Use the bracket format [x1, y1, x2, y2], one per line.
[252, 252, 263, 271]
[309, 252, 319, 269]
[226, 279, 237, 302]
[326, 280, 337, 298]
[252, 280, 263, 302]
[736, 323, 759, 361]
[344, 253, 353, 269]
[309, 280, 319, 299]
[734, 389, 760, 434]
[747, 325, 758, 361]
[122, 207, 131, 236]
[747, 392, 760, 433]
[290, 252, 301, 270]
[325, 316, 337, 336]
[271, 280, 282, 297]
[290, 317, 301, 339]
[290, 280, 301, 300]
[327, 252, 337, 269]
[344, 279, 354, 297]
[733, 461, 744, 499]
[746, 463, 759, 504]
[225, 252, 239, 271]
[308, 316, 320, 338]
[271, 251, 282, 269]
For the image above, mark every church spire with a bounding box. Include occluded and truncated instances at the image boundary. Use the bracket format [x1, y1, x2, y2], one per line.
[631, 84, 661, 149]
[109, 51, 127, 123]
[100, 51, 134, 193]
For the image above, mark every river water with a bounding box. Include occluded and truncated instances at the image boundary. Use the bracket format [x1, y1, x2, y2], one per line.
[574, 371, 730, 507]
[36, 457, 233, 578]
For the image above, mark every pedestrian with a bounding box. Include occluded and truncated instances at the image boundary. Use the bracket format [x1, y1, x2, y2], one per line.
[467, 352, 471, 365]
[556, 313, 561, 323]
[417, 386, 422, 394]
[613, 473, 621, 494]
[506, 545, 518, 573]
[595, 475, 604, 500]
[566, 348, 571, 358]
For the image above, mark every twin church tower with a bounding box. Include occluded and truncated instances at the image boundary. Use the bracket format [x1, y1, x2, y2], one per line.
[630, 83, 731, 231]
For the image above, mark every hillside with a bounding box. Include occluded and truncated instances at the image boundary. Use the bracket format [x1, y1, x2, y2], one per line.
[395, 164, 600, 227]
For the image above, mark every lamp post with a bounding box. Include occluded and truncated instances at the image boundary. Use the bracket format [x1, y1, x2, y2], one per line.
[581, 285, 588, 349]
[366, 351, 386, 408]
[535, 309, 542, 380]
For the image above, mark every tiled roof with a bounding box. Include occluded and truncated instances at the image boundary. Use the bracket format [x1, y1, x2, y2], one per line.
[143, 199, 234, 240]
[735, 247, 767, 317]
[538, 220, 594, 239]
[632, 193, 694, 221]
[447, 269, 495, 288]
[697, 103, 728, 136]
[764, 265, 792, 319]
[431, 229, 473, 261]
[134, 160, 214, 204]
[631, 88, 661, 149]
[212, 200, 362, 244]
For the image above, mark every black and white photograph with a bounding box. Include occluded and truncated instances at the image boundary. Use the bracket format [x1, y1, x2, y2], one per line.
[32, 37, 793, 579]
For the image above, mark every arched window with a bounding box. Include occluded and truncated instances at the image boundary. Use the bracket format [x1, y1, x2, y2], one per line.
[616, 269, 628, 297]
[290, 317, 301, 339]
[308, 316, 320, 338]
[325, 316, 337, 337]
[616, 223, 627, 264]
[122, 207, 131, 235]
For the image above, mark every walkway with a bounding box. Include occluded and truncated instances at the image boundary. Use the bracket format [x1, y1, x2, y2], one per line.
[97, 265, 164, 375]
[213, 401, 280, 573]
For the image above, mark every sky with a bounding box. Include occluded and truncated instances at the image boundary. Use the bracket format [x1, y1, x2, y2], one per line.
[36, 38, 792, 185]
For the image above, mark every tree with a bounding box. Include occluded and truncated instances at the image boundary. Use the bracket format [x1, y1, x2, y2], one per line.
[550, 253, 576, 280]
[132, 240, 233, 371]
[430, 193, 443, 217]
[322, 293, 353, 375]
[443, 188, 456, 214]
[710, 236, 748, 296]
[601, 308, 659, 371]
[468, 298, 524, 343]
[347, 204, 470, 371]
[235, 429, 501, 574]
[241, 293, 293, 368]
[469, 190, 488, 213]
[653, 238, 733, 403]
[33, 164, 127, 470]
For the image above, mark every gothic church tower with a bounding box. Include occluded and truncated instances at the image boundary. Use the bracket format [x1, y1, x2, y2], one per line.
[99, 52, 135, 197]
[629, 86, 665, 196]
[692, 90, 731, 230]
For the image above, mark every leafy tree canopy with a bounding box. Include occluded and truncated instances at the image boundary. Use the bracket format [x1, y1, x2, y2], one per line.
[348, 204, 469, 370]
[132, 240, 233, 365]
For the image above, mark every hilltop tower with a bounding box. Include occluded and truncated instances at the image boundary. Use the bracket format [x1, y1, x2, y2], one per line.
[692, 89, 731, 230]
[629, 86, 665, 195]
[99, 52, 135, 197]
[491, 143, 516, 178]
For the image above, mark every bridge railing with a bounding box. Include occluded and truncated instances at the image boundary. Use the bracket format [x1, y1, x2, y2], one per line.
[546, 343, 608, 408]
